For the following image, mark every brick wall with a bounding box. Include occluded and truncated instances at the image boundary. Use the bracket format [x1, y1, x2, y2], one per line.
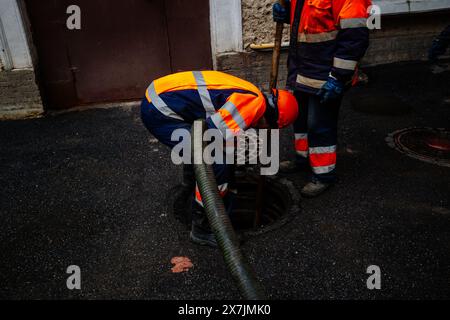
[0, 0, 43, 120]
[216, 51, 289, 92]
[362, 12, 449, 65]
[0, 68, 43, 120]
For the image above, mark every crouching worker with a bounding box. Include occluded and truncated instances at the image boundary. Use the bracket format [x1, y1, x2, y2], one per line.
[141, 71, 298, 247]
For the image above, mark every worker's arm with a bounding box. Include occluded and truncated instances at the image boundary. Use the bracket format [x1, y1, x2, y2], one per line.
[331, 0, 370, 84]
[206, 93, 266, 140]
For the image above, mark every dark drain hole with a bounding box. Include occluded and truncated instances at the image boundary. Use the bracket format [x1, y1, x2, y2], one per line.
[229, 180, 288, 231]
[171, 174, 296, 237]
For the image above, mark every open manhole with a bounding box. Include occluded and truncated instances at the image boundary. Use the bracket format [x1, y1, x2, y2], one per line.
[170, 172, 300, 237]
[386, 127, 450, 167]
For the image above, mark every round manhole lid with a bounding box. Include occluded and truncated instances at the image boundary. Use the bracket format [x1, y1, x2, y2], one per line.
[387, 127, 450, 167]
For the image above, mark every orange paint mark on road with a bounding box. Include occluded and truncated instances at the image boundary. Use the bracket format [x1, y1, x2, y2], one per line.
[171, 257, 194, 273]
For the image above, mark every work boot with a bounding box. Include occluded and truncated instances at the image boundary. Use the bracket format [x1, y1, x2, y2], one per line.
[190, 225, 218, 248]
[279, 160, 308, 174]
[300, 180, 332, 198]
[190, 205, 218, 248]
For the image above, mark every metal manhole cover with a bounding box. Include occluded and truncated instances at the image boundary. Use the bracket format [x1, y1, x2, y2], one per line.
[386, 127, 450, 167]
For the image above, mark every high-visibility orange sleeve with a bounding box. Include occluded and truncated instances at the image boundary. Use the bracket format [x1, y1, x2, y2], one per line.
[208, 92, 266, 138]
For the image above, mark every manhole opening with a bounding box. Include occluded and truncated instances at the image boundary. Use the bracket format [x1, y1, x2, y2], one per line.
[230, 175, 291, 233]
[387, 127, 450, 167]
[171, 173, 297, 237]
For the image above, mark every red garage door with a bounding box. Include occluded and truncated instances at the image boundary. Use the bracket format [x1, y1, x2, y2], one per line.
[24, 0, 213, 110]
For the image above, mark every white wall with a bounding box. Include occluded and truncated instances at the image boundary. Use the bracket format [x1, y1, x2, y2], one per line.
[209, 0, 243, 61]
[0, 0, 32, 70]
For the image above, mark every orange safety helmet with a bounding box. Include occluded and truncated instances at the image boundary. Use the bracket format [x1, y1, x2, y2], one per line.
[267, 89, 299, 128]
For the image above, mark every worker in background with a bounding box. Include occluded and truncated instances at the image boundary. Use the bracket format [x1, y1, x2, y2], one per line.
[429, 25, 450, 63]
[273, 0, 371, 197]
[141, 71, 299, 247]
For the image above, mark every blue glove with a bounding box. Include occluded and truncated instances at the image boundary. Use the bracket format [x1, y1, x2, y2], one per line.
[317, 76, 345, 104]
[273, 1, 290, 24]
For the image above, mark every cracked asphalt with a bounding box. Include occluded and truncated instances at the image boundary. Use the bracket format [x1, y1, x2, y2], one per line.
[1, 62, 449, 299]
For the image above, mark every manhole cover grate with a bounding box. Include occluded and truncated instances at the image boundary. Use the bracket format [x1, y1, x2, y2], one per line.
[387, 127, 450, 167]
[170, 172, 300, 238]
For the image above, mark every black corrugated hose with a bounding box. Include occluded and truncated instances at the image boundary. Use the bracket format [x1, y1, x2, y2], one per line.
[191, 120, 266, 300]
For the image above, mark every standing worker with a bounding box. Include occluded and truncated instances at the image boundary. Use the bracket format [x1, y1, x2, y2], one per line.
[273, 0, 371, 197]
[141, 70, 299, 247]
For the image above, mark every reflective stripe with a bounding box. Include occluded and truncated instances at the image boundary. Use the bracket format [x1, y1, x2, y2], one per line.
[334, 57, 358, 70]
[147, 83, 183, 121]
[210, 113, 229, 137]
[310, 146, 337, 154]
[210, 115, 238, 141]
[296, 75, 326, 89]
[298, 31, 338, 43]
[195, 185, 203, 206]
[193, 71, 216, 117]
[295, 133, 308, 155]
[195, 183, 228, 206]
[310, 152, 336, 168]
[195, 184, 202, 205]
[295, 133, 307, 140]
[196, 184, 229, 197]
[310, 146, 337, 172]
[222, 101, 247, 130]
[312, 164, 336, 174]
[218, 183, 229, 193]
[210, 101, 246, 137]
[340, 18, 367, 29]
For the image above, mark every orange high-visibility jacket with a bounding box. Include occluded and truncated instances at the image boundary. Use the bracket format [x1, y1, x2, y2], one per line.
[288, 0, 371, 93]
[145, 71, 266, 137]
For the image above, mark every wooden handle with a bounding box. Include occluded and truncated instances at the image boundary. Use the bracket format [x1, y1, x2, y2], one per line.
[269, 0, 287, 90]
[257, 1, 288, 224]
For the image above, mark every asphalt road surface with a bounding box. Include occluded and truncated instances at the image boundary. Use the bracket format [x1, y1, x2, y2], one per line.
[1, 62, 449, 299]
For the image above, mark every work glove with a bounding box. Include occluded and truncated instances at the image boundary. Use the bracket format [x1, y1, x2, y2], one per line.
[273, 0, 290, 24]
[317, 76, 345, 104]
[428, 39, 447, 63]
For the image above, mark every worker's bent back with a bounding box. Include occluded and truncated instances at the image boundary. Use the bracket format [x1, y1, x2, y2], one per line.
[144, 71, 267, 135]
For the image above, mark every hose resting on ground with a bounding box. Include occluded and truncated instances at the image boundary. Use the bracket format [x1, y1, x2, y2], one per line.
[191, 120, 266, 300]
